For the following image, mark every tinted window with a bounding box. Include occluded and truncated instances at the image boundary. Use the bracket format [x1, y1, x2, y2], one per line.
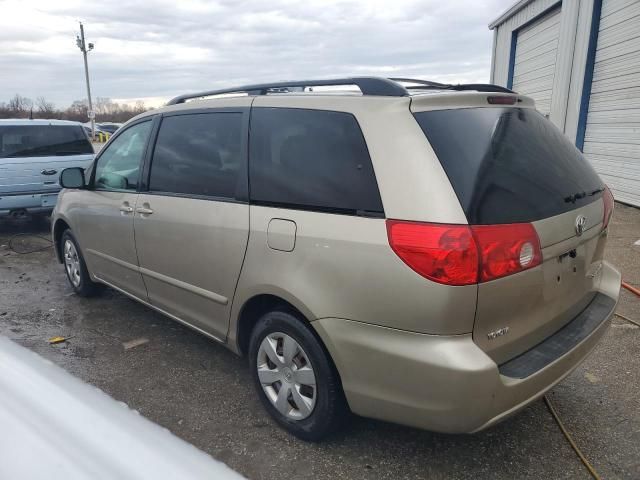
[249, 108, 383, 215]
[149, 113, 242, 199]
[94, 121, 151, 191]
[0, 125, 93, 159]
[414, 108, 604, 224]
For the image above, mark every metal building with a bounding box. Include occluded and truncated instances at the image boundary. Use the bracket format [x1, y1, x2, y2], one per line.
[489, 0, 640, 207]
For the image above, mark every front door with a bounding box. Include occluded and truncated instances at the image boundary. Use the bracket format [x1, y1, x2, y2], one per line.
[133, 109, 250, 340]
[74, 119, 153, 299]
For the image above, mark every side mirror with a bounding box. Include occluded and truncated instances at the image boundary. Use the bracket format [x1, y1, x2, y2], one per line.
[60, 167, 86, 189]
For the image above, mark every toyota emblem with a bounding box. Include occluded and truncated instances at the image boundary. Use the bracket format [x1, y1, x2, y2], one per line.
[575, 215, 587, 236]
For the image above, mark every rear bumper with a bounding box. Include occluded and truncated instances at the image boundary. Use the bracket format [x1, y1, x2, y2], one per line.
[312, 261, 620, 433]
[0, 191, 59, 216]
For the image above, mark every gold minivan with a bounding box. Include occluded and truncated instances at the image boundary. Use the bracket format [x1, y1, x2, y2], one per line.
[53, 78, 621, 440]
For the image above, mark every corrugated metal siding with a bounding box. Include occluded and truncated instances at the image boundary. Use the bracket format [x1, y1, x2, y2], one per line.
[492, 0, 561, 87]
[491, 0, 597, 135]
[584, 0, 640, 206]
[512, 7, 562, 115]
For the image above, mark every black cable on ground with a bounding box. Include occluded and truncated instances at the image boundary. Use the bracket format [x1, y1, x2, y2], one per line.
[544, 395, 602, 480]
[7, 233, 53, 254]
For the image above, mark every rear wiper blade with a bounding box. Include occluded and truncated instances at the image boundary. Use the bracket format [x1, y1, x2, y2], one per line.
[564, 188, 604, 204]
[564, 191, 587, 203]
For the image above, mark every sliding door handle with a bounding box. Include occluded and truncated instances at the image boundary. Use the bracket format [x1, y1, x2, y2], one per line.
[136, 207, 154, 215]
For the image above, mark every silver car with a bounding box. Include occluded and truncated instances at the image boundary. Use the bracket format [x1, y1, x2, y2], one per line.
[0, 119, 94, 217]
[52, 77, 621, 440]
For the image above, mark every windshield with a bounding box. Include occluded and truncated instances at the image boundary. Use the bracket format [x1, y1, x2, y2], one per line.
[0, 125, 93, 159]
[413, 107, 604, 224]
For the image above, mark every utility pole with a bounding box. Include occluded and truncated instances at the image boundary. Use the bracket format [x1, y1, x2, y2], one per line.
[76, 22, 95, 140]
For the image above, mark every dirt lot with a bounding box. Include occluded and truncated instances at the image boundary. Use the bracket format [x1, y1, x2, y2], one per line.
[1, 204, 639, 479]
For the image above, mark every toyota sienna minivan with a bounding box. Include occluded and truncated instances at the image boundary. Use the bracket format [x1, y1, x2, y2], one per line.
[52, 77, 621, 440]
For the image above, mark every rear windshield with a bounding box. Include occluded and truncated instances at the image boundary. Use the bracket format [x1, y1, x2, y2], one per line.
[0, 125, 93, 159]
[414, 107, 604, 224]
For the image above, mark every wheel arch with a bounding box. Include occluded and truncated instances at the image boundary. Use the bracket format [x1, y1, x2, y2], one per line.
[233, 292, 347, 406]
[52, 218, 71, 263]
[234, 293, 311, 357]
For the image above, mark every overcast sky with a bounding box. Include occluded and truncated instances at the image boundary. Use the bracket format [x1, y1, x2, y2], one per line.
[0, 0, 513, 108]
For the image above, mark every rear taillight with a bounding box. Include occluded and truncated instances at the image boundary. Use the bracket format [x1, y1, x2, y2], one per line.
[471, 223, 542, 282]
[387, 220, 542, 285]
[386, 221, 478, 286]
[603, 186, 614, 230]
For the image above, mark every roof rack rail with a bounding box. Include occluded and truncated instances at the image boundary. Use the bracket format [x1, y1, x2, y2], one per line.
[166, 77, 516, 105]
[389, 78, 515, 94]
[166, 77, 409, 105]
[389, 78, 451, 89]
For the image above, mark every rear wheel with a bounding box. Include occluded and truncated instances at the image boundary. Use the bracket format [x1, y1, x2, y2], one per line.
[249, 310, 347, 441]
[61, 229, 99, 297]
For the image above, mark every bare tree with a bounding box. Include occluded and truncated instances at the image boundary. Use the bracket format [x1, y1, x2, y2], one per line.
[134, 100, 146, 113]
[36, 96, 56, 116]
[95, 97, 113, 115]
[7, 94, 33, 116]
[66, 99, 89, 121]
[0, 94, 150, 122]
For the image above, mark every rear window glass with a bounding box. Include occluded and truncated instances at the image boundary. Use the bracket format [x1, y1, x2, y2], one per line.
[249, 108, 383, 216]
[0, 125, 93, 159]
[414, 108, 604, 224]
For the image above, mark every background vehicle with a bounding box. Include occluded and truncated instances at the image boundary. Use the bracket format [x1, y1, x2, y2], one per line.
[0, 336, 244, 480]
[96, 122, 122, 134]
[0, 119, 93, 218]
[52, 77, 620, 440]
[82, 123, 109, 137]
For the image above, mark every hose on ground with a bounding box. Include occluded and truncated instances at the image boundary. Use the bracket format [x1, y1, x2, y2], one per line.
[622, 281, 640, 298]
[544, 395, 602, 480]
[545, 278, 639, 480]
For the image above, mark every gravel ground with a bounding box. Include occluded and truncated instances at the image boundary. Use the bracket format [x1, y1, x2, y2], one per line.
[0, 204, 638, 479]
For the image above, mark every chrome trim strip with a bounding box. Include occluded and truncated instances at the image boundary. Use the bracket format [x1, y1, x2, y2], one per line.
[88, 249, 227, 305]
[94, 275, 226, 344]
[86, 249, 139, 272]
[139, 267, 228, 305]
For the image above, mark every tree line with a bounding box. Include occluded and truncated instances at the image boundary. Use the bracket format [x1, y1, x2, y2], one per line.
[0, 94, 150, 123]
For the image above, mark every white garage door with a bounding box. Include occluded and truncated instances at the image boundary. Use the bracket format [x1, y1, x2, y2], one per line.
[512, 7, 561, 116]
[583, 0, 640, 207]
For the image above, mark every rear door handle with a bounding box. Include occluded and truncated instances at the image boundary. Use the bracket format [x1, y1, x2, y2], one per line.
[136, 207, 153, 215]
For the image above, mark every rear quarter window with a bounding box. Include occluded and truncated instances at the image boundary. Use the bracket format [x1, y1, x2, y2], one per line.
[249, 108, 383, 216]
[413, 107, 604, 224]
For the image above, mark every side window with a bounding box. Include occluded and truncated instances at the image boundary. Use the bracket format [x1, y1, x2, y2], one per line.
[94, 121, 152, 191]
[249, 108, 383, 215]
[149, 113, 242, 199]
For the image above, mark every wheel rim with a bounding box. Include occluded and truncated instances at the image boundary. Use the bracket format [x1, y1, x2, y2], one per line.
[257, 332, 317, 420]
[63, 239, 82, 288]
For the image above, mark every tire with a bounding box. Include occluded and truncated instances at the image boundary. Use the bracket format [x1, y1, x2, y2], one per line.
[60, 229, 99, 297]
[249, 310, 348, 441]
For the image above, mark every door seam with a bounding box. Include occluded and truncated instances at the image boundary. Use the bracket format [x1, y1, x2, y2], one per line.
[224, 97, 257, 342]
[131, 194, 150, 299]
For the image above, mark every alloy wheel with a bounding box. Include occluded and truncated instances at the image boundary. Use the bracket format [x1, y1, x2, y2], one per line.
[256, 332, 317, 420]
[63, 239, 81, 287]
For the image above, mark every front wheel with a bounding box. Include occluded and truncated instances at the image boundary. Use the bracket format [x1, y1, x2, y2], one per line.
[249, 310, 348, 441]
[61, 230, 99, 297]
